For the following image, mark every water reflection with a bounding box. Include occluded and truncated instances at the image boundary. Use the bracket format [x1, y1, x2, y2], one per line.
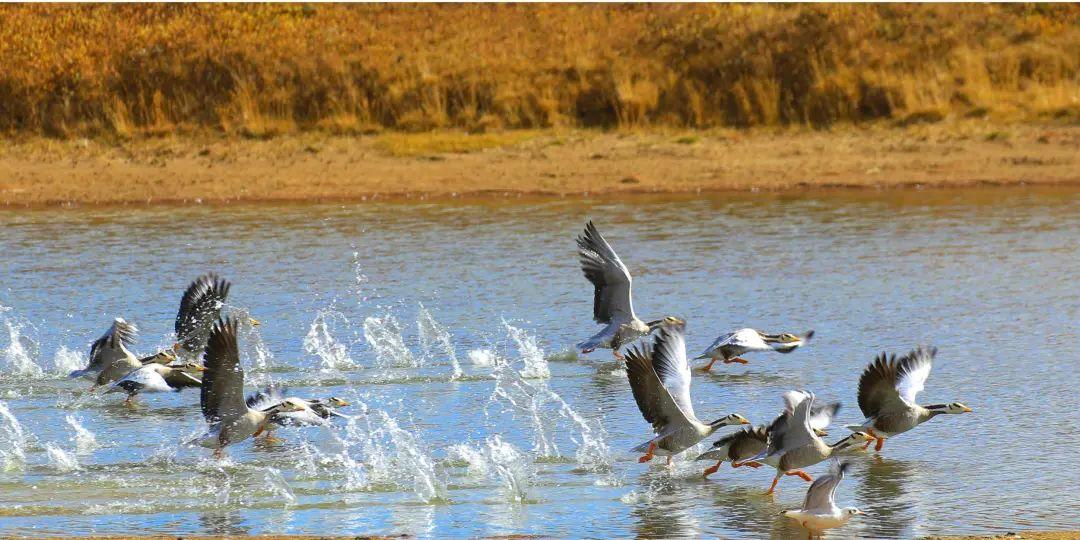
[198, 509, 249, 536]
[856, 456, 916, 538]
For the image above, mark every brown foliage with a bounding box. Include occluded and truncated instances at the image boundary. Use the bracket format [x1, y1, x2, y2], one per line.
[0, 4, 1076, 137]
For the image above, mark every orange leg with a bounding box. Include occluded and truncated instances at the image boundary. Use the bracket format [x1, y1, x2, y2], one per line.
[725, 357, 749, 365]
[875, 437, 885, 452]
[863, 427, 880, 450]
[701, 357, 719, 371]
[613, 350, 625, 361]
[785, 469, 813, 482]
[702, 461, 723, 478]
[765, 475, 780, 495]
[253, 425, 266, 438]
[638, 442, 656, 463]
[213, 448, 223, 459]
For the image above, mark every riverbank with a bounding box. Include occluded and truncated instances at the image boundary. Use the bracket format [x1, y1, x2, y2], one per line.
[1, 122, 1077, 207]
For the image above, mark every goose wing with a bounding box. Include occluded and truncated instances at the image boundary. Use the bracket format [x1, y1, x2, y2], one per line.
[767, 391, 815, 457]
[175, 274, 231, 357]
[784, 390, 841, 432]
[108, 364, 172, 394]
[803, 459, 849, 512]
[82, 318, 137, 372]
[200, 317, 248, 424]
[576, 221, 635, 324]
[161, 367, 202, 389]
[696, 331, 736, 359]
[858, 346, 935, 417]
[624, 325, 695, 434]
[246, 384, 286, 411]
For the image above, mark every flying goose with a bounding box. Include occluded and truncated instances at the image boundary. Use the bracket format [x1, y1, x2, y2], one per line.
[698, 391, 838, 479]
[173, 274, 259, 361]
[196, 317, 302, 457]
[737, 391, 872, 495]
[625, 321, 750, 465]
[847, 346, 972, 452]
[782, 459, 863, 539]
[576, 221, 684, 360]
[695, 328, 814, 371]
[69, 318, 142, 388]
[245, 386, 351, 442]
[105, 361, 205, 404]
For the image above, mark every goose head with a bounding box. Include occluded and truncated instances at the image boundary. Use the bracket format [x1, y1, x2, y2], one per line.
[925, 402, 973, 415]
[326, 397, 350, 408]
[709, 413, 751, 430]
[761, 330, 814, 353]
[645, 316, 685, 332]
[831, 431, 874, 451]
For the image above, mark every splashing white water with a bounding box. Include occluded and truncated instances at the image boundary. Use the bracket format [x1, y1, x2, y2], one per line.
[467, 349, 497, 367]
[45, 442, 80, 472]
[483, 435, 534, 503]
[261, 466, 297, 505]
[64, 415, 98, 454]
[0, 308, 44, 378]
[417, 304, 462, 379]
[51, 346, 85, 377]
[504, 322, 549, 379]
[363, 314, 417, 368]
[0, 401, 29, 470]
[305, 309, 355, 370]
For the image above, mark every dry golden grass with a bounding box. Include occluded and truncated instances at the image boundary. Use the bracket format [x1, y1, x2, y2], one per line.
[0, 4, 1076, 138]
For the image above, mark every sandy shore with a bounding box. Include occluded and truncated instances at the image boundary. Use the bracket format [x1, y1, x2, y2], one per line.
[0, 123, 1077, 207]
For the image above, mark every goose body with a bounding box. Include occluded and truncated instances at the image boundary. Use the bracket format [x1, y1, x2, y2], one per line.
[846, 346, 971, 451]
[625, 321, 750, 464]
[738, 391, 870, 494]
[245, 386, 351, 440]
[106, 361, 204, 403]
[696, 328, 814, 371]
[782, 460, 862, 539]
[196, 317, 300, 455]
[575, 221, 682, 359]
[70, 318, 142, 387]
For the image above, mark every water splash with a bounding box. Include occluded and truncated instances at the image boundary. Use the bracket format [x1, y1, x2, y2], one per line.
[51, 346, 85, 377]
[482, 435, 534, 503]
[417, 304, 462, 379]
[304, 309, 355, 370]
[363, 314, 417, 368]
[64, 415, 98, 454]
[467, 349, 497, 367]
[358, 409, 445, 502]
[0, 307, 44, 379]
[504, 322, 549, 379]
[261, 467, 297, 505]
[44, 442, 80, 472]
[0, 401, 29, 470]
[351, 252, 373, 305]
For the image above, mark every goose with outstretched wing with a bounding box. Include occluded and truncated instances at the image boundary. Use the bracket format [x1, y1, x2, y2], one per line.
[576, 221, 683, 360]
[196, 317, 301, 457]
[625, 321, 750, 465]
[69, 318, 142, 388]
[737, 391, 871, 495]
[782, 459, 863, 539]
[846, 346, 971, 452]
[245, 385, 351, 442]
[105, 360, 205, 404]
[695, 328, 814, 371]
[173, 274, 259, 361]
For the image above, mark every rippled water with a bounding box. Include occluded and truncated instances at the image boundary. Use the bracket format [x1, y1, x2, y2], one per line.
[1, 188, 1078, 538]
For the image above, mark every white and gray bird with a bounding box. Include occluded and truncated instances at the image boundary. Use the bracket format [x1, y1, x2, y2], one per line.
[782, 459, 863, 539]
[575, 221, 683, 360]
[195, 317, 302, 457]
[245, 385, 352, 442]
[625, 321, 750, 465]
[69, 318, 142, 388]
[697, 391, 838, 479]
[695, 328, 814, 371]
[846, 346, 972, 452]
[105, 361, 205, 404]
[737, 391, 872, 495]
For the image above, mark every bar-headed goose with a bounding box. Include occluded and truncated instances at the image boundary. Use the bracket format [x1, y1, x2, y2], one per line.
[847, 346, 972, 452]
[625, 321, 750, 465]
[245, 385, 351, 442]
[196, 317, 302, 457]
[698, 391, 838, 479]
[105, 361, 205, 404]
[737, 391, 871, 494]
[576, 221, 684, 360]
[174, 274, 259, 361]
[695, 328, 814, 371]
[69, 318, 141, 388]
[782, 459, 863, 539]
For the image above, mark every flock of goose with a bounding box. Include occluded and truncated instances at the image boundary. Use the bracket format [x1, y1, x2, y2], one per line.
[59, 220, 973, 539]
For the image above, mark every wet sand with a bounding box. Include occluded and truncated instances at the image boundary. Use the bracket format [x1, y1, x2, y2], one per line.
[0, 123, 1077, 207]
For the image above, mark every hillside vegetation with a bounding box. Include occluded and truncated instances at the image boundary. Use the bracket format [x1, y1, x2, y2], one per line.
[0, 4, 1076, 138]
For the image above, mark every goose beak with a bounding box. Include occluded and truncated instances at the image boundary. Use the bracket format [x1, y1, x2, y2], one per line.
[171, 342, 181, 353]
[961, 406, 973, 413]
[740, 418, 751, 425]
[248, 317, 261, 327]
[193, 364, 207, 372]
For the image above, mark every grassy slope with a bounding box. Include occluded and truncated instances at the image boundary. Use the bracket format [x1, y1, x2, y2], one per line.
[0, 4, 1076, 138]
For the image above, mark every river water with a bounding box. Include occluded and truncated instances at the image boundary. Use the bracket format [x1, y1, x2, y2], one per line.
[1, 187, 1077, 538]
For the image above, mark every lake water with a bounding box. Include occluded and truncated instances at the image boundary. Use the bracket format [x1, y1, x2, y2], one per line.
[1, 188, 1078, 538]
